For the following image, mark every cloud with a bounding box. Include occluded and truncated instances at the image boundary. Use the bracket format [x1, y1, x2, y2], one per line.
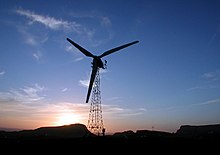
[48, 103, 144, 120]
[139, 108, 147, 112]
[0, 101, 89, 128]
[65, 45, 73, 52]
[33, 53, 40, 60]
[32, 50, 42, 61]
[16, 25, 48, 62]
[70, 12, 112, 28]
[0, 70, 5, 76]
[0, 93, 145, 129]
[16, 8, 72, 30]
[79, 69, 107, 88]
[187, 85, 220, 91]
[187, 86, 204, 91]
[15, 8, 83, 34]
[107, 96, 123, 103]
[16, 25, 40, 45]
[0, 92, 12, 102]
[16, 23, 48, 46]
[99, 69, 107, 74]
[74, 57, 83, 62]
[202, 70, 220, 81]
[22, 30, 37, 45]
[25, 35, 37, 45]
[79, 79, 90, 88]
[198, 99, 220, 105]
[188, 70, 220, 91]
[208, 25, 220, 45]
[69, 11, 114, 44]
[61, 88, 68, 92]
[15, 8, 114, 50]
[61, 88, 70, 92]
[0, 75, 145, 127]
[0, 84, 45, 104]
[100, 16, 112, 27]
[48, 103, 146, 120]
[103, 104, 146, 118]
[65, 45, 83, 55]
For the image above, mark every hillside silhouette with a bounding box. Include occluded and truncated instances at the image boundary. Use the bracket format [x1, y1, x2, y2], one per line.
[1, 123, 219, 152]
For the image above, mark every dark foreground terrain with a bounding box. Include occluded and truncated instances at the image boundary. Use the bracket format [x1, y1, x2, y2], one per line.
[0, 123, 219, 153]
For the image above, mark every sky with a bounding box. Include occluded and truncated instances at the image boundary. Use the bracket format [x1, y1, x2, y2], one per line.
[0, 0, 220, 134]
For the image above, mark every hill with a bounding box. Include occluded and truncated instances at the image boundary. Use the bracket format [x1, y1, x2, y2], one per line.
[176, 124, 220, 138]
[0, 123, 94, 139]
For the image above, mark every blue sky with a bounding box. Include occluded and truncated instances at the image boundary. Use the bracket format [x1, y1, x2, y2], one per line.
[0, 0, 220, 133]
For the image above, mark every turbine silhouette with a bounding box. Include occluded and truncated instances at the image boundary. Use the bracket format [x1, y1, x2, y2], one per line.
[67, 38, 139, 103]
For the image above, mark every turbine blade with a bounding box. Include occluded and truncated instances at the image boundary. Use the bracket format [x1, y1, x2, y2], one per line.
[86, 64, 98, 103]
[67, 38, 94, 57]
[99, 41, 139, 58]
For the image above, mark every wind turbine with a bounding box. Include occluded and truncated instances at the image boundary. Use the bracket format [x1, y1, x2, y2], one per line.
[66, 38, 139, 103]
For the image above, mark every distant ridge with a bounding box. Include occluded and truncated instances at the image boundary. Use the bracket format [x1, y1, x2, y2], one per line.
[113, 129, 172, 138]
[112, 124, 220, 139]
[0, 123, 95, 139]
[0, 127, 22, 132]
[176, 124, 220, 138]
[1, 123, 220, 140]
[34, 123, 94, 138]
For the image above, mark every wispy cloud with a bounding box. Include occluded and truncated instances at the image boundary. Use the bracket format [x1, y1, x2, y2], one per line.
[74, 57, 83, 62]
[17, 26, 38, 46]
[65, 45, 84, 56]
[15, 8, 115, 63]
[208, 25, 220, 45]
[15, 8, 114, 50]
[187, 86, 205, 91]
[32, 50, 42, 61]
[65, 45, 74, 52]
[0, 91, 145, 128]
[188, 70, 220, 91]
[70, 12, 112, 28]
[15, 8, 89, 36]
[0, 92, 12, 102]
[100, 16, 112, 27]
[16, 25, 47, 61]
[0, 101, 89, 128]
[202, 70, 220, 81]
[79, 79, 89, 88]
[16, 8, 78, 31]
[99, 68, 107, 74]
[197, 99, 220, 105]
[103, 104, 146, 118]
[64, 45, 84, 62]
[0, 84, 46, 104]
[16, 25, 47, 46]
[79, 69, 107, 88]
[25, 35, 37, 45]
[0, 70, 5, 76]
[61, 88, 70, 92]
[69, 12, 114, 45]
[61, 88, 68, 92]
[48, 103, 146, 120]
[187, 85, 220, 91]
[107, 96, 123, 103]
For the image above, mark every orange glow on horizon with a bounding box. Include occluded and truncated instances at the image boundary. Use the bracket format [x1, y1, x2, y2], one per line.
[55, 113, 81, 126]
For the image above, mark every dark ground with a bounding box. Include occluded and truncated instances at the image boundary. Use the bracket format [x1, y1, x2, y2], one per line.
[0, 124, 219, 153]
[0, 136, 219, 153]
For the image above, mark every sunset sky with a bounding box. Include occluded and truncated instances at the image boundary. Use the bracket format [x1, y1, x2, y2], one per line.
[0, 0, 220, 134]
